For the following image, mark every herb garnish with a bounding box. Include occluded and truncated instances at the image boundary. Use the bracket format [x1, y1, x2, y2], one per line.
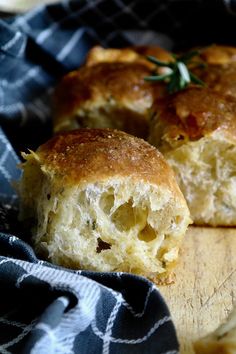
[144, 50, 205, 93]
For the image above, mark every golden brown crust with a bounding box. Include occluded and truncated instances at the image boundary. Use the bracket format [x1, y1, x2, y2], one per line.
[131, 45, 173, 62]
[199, 44, 236, 65]
[53, 62, 165, 134]
[151, 87, 236, 144]
[36, 128, 183, 199]
[85, 46, 140, 66]
[53, 45, 173, 135]
[55, 62, 153, 112]
[193, 64, 236, 99]
[190, 45, 236, 99]
[85, 45, 173, 69]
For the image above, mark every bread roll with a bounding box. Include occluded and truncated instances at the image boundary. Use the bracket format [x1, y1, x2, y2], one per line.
[19, 129, 191, 282]
[194, 306, 236, 354]
[149, 87, 236, 226]
[53, 62, 165, 137]
[53, 45, 172, 137]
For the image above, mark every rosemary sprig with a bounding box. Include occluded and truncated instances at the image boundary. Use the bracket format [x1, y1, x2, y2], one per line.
[144, 51, 205, 94]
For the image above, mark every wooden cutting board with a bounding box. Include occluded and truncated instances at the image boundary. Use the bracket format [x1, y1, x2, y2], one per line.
[159, 226, 236, 354]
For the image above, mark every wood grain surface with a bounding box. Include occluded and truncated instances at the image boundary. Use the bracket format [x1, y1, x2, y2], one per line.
[159, 226, 236, 354]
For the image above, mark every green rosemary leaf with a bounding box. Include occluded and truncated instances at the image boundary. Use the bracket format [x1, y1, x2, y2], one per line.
[178, 50, 200, 63]
[167, 79, 176, 94]
[146, 55, 171, 67]
[171, 53, 177, 60]
[167, 70, 178, 93]
[177, 62, 190, 83]
[145, 50, 205, 93]
[144, 73, 171, 82]
[189, 72, 205, 86]
[179, 75, 187, 89]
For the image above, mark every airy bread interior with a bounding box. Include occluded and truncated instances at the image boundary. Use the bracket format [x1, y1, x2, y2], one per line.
[153, 132, 236, 226]
[56, 99, 150, 139]
[19, 153, 189, 280]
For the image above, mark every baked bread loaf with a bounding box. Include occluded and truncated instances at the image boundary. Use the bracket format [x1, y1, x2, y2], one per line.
[19, 128, 191, 281]
[194, 306, 236, 354]
[148, 87, 236, 226]
[53, 61, 165, 137]
[53, 45, 172, 137]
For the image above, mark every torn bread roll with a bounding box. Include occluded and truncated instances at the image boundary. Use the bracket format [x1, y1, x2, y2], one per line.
[194, 306, 236, 354]
[53, 46, 170, 137]
[19, 129, 191, 282]
[149, 87, 236, 226]
[53, 62, 165, 138]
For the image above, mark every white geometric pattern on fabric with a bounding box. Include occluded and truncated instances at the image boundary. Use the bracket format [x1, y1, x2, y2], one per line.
[0, 346, 10, 354]
[56, 28, 87, 61]
[0, 134, 19, 165]
[121, 283, 156, 318]
[102, 293, 123, 354]
[16, 272, 32, 288]
[1, 32, 22, 51]
[32, 323, 57, 354]
[91, 316, 171, 345]
[5, 258, 101, 353]
[96, 279, 157, 320]
[12, 5, 43, 29]
[34, 2, 97, 45]
[8, 236, 18, 245]
[0, 251, 177, 353]
[0, 258, 12, 266]
[0, 89, 52, 126]
[0, 67, 40, 88]
[113, 0, 147, 27]
[0, 318, 26, 330]
[0, 128, 20, 201]
[0, 167, 11, 182]
[0, 318, 38, 354]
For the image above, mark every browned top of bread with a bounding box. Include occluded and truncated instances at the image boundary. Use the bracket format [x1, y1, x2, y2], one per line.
[54, 62, 165, 121]
[193, 64, 236, 99]
[189, 45, 236, 99]
[85, 45, 173, 69]
[85, 46, 140, 66]
[35, 128, 182, 196]
[131, 45, 173, 62]
[199, 44, 236, 65]
[151, 87, 236, 143]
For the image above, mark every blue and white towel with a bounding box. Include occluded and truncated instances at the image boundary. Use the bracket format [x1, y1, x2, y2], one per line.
[0, 0, 236, 353]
